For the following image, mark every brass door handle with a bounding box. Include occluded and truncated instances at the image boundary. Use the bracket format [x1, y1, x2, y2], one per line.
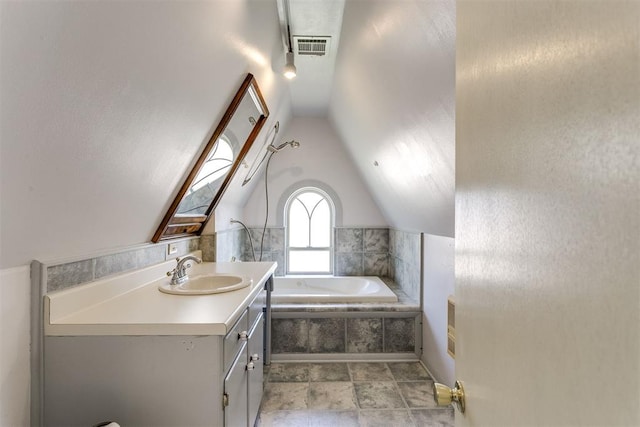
[432, 380, 466, 413]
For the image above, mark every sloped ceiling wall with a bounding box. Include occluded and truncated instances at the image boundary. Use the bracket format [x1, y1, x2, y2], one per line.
[242, 116, 387, 228]
[329, 0, 455, 236]
[1, 0, 455, 268]
[0, 0, 291, 268]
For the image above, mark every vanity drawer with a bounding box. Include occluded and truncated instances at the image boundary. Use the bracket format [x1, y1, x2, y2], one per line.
[248, 290, 265, 330]
[224, 308, 249, 373]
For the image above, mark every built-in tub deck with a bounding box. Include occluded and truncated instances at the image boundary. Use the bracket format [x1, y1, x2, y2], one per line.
[270, 277, 421, 361]
[271, 277, 419, 312]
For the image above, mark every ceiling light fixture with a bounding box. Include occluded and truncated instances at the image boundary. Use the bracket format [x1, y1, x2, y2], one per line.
[284, 51, 297, 79]
[279, 0, 296, 79]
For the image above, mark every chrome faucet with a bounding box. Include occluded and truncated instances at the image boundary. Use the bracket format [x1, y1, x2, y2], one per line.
[167, 255, 202, 286]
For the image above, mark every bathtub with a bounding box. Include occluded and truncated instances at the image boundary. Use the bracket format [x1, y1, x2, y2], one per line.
[272, 276, 398, 303]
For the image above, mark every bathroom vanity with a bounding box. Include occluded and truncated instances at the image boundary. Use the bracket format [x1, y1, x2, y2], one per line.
[41, 255, 275, 427]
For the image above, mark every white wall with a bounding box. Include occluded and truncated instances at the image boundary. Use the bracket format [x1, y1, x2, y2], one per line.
[242, 117, 387, 227]
[0, 267, 30, 427]
[421, 234, 455, 386]
[329, 0, 455, 236]
[0, 2, 291, 424]
[0, 0, 290, 269]
[456, 1, 639, 425]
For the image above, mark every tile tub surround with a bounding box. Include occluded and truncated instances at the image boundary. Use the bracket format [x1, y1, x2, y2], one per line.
[257, 361, 454, 427]
[244, 227, 285, 276]
[215, 226, 392, 277]
[271, 279, 421, 358]
[208, 228, 244, 263]
[389, 229, 421, 302]
[213, 226, 421, 288]
[335, 228, 390, 277]
[43, 237, 200, 292]
[211, 227, 285, 274]
[199, 234, 216, 262]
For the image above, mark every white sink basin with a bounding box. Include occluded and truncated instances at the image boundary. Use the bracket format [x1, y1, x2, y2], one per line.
[158, 274, 252, 295]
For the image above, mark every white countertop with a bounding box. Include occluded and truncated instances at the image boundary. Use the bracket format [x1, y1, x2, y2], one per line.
[44, 255, 276, 336]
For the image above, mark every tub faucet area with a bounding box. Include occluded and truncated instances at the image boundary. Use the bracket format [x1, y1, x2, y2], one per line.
[167, 255, 202, 286]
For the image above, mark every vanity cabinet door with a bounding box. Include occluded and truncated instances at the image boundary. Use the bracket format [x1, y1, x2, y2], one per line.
[224, 342, 248, 427]
[247, 313, 264, 426]
[223, 288, 267, 427]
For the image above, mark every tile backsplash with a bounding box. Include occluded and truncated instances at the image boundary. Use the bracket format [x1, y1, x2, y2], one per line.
[45, 237, 200, 293]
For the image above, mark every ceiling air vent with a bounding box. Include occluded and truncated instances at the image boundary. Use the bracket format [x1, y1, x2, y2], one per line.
[293, 36, 331, 57]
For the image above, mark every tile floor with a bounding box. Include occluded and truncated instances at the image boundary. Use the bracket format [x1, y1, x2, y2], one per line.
[257, 362, 454, 427]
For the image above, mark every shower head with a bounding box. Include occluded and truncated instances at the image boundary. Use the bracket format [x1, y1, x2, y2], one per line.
[267, 139, 301, 153]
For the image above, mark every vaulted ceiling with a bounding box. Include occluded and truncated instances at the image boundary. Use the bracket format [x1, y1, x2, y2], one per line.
[281, 0, 456, 235]
[328, 0, 455, 235]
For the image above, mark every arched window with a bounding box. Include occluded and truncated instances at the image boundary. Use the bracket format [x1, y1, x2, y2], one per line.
[285, 187, 334, 274]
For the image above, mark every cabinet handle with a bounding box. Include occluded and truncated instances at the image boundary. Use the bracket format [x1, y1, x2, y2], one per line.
[246, 362, 255, 371]
[250, 353, 261, 362]
[238, 331, 248, 341]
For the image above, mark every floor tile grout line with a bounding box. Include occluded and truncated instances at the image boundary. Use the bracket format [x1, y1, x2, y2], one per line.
[346, 361, 359, 411]
[306, 362, 311, 412]
[386, 362, 411, 411]
[259, 361, 450, 426]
